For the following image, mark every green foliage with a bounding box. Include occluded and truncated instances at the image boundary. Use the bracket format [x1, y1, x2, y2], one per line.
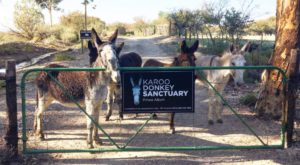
[223, 8, 250, 43]
[53, 53, 76, 61]
[60, 11, 105, 38]
[34, 24, 61, 42]
[152, 11, 170, 25]
[35, 0, 62, 10]
[132, 17, 152, 36]
[60, 27, 78, 43]
[13, 0, 44, 40]
[107, 22, 128, 35]
[248, 17, 275, 35]
[35, 0, 62, 25]
[43, 35, 59, 44]
[0, 80, 5, 89]
[239, 93, 257, 107]
[169, 9, 193, 36]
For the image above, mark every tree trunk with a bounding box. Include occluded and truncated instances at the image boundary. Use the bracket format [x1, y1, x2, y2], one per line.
[48, 0, 53, 27]
[255, 0, 300, 119]
[206, 27, 215, 46]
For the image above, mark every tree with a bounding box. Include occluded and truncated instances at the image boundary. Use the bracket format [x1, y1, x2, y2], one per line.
[169, 9, 193, 37]
[222, 8, 251, 44]
[248, 16, 276, 46]
[255, 0, 300, 120]
[189, 10, 204, 40]
[200, 0, 226, 45]
[35, 0, 62, 26]
[107, 22, 128, 35]
[13, 0, 44, 40]
[60, 11, 105, 39]
[132, 17, 150, 36]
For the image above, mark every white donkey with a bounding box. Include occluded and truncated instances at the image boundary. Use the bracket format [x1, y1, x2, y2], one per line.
[196, 42, 255, 125]
[34, 28, 121, 148]
[130, 77, 142, 105]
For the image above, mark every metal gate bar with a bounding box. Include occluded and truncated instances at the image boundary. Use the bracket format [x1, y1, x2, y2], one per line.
[21, 66, 287, 154]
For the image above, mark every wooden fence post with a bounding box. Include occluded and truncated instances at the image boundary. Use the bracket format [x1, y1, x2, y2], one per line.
[285, 49, 300, 147]
[4, 60, 18, 157]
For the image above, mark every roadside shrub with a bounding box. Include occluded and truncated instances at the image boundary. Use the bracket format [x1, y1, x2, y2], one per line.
[239, 93, 257, 107]
[53, 53, 76, 61]
[60, 28, 78, 43]
[13, 0, 44, 40]
[0, 80, 5, 89]
[43, 35, 59, 45]
[35, 25, 61, 42]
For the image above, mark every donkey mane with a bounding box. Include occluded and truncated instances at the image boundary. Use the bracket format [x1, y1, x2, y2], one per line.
[143, 58, 179, 67]
[119, 52, 142, 67]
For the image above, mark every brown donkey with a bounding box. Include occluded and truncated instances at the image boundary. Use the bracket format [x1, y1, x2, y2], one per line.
[34, 28, 121, 148]
[143, 40, 199, 134]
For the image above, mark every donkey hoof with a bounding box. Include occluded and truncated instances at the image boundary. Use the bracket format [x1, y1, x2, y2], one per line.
[35, 133, 44, 140]
[169, 128, 175, 134]
[105, 116, 110, 121]
[217, 119, 223, 124]
[94, 139, 103, 146]
[208, 120, 214, 125]
[88, 144, 94, 149]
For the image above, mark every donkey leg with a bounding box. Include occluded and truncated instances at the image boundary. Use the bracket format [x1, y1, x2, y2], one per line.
[93, 105, 102, 146]
[114, 85, 123, 120]
[105, 84, 114, 121]
[85, 99, 95, 148]
[169, 113, 175, 134]
[216, 98, 223, 124]
[34, 94, 52, 140]
[208, 91, 215, 125]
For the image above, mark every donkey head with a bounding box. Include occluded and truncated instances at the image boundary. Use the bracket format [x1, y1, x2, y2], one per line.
[177, 40, 199, 67]
[226, 42, 256, 86]
[88, 28, 123, 83]
[130, 77, 142, 105]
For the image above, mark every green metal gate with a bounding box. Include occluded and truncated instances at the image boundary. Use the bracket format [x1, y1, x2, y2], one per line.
[21, 66, 287, 154]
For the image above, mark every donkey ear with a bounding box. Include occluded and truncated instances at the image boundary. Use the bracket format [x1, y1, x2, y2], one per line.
[116, 42, 124, 56]
[180, 40, 188, 53]
[189, 40, 199, 53]
[240, 41, 251, 53]
[229, 44, 235, 53]
[91, 28, 102, 46]
[130, 77, 134, 86]
[88, 40, 93, 50]
[87, 40, 98, 64]
[109, 29, 119, 44]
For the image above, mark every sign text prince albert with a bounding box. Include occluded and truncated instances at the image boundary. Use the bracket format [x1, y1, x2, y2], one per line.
[122, 70, 195, 113]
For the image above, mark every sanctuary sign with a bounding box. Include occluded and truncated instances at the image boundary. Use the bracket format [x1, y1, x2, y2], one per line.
[122, 70, 195, 113]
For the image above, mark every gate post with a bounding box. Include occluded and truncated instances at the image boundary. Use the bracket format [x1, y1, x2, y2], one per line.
[4, 60, 18, 157]
[285, 49, 300, 147]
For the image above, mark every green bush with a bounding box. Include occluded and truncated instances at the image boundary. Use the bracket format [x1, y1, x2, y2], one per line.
[53, 53, 76, 61]
[0, 80, 5, 89]
[43, 35, 59, 45]
[60, 28, 78, 43]
[239, 93, 257, 106]
[35, 25, 62, 41]
[13, 0, 44, 40]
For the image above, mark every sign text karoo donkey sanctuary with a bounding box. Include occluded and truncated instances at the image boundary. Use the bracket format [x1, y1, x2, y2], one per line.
[142, 78, 189, 97]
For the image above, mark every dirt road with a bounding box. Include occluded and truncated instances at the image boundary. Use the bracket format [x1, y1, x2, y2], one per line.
[1, 36, 299, 164]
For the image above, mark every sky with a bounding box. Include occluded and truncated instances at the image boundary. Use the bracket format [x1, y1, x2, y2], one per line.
[0, 0, 276, 32]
